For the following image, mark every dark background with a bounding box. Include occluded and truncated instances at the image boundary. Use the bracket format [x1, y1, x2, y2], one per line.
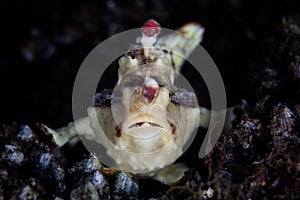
[1, 0, 300, 128]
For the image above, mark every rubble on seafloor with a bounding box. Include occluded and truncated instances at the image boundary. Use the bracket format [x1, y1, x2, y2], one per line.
[1, 18, 300, 199]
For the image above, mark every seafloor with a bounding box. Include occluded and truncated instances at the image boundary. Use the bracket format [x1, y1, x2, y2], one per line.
[0, 0, 299, 199]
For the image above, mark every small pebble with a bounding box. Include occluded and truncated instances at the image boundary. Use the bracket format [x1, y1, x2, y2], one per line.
[38, 153, 53, 170]
[4, 144, 24, 165]
[52, 164, 65, 182]
[18, 125, 35, 142]
[114, 172, 138, 197]
[70, 181, 100, 200]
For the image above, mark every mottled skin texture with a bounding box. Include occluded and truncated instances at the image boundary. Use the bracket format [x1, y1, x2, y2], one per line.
[43, 20, 232, 185]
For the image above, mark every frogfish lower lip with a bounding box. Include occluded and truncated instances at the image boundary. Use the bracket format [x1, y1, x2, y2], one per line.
[128, 122, 163, 129]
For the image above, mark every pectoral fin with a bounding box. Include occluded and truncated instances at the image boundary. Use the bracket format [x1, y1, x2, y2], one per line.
[41, 116, 94, 147]
[153, 163, 189, 185]
[198, 106, 235, 134]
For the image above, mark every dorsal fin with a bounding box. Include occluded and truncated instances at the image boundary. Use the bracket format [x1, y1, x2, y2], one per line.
[118, 20, 205, 81]
[157, 22, 205, 73]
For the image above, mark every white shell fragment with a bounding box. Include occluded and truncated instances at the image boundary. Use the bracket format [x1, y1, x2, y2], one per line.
[202, 187, 214, 199]
[207, 187, 214, 198]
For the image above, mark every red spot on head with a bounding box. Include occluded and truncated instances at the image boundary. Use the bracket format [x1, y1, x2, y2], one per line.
[144, 85, 158, 101]
[143, 78, 158, 101]
[142, 19, 161, 37]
